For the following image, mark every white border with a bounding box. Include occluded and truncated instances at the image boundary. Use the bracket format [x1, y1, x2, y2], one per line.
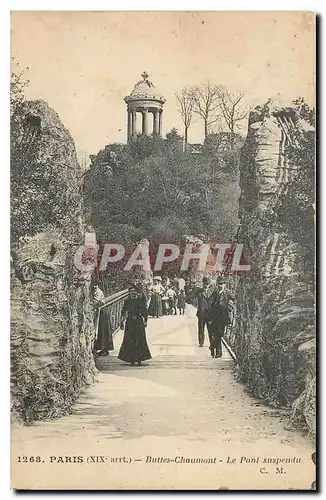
[5, 2, 322, 11]
[2, 3, 323, 499]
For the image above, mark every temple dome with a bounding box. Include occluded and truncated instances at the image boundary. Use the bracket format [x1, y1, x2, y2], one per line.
[124, 71, 166, 104]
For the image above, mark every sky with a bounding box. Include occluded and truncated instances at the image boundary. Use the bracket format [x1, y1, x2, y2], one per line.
[11, 11, 315, 160]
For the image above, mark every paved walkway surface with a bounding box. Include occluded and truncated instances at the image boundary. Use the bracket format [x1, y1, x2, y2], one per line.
[12, 306, 315, 490]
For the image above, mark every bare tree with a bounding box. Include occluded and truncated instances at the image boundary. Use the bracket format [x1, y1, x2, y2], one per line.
[190, 80, 221, 139]
[217, 86, 247, 146]
[175, 87, 194, 145]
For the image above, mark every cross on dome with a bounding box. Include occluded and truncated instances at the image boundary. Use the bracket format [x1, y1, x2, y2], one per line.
[141, 71, 150, 80]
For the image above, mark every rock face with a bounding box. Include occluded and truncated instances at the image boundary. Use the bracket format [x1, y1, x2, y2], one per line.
[11, 99, 84, 245]
[11, 100, 96, 423]
[227, 103, 315, 437]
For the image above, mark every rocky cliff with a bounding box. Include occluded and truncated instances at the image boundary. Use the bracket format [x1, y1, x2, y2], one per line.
[11, 100, 96, 423]
[228, 102, 315, 437]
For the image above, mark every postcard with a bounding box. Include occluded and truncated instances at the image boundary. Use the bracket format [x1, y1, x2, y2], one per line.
[10, 11, 316, 490]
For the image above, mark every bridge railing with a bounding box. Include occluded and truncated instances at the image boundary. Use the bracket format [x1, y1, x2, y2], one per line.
[223, 315, 237, 361]
[94, 283, 238, 360]
[95, 289, 129, 348]
[222, 279, 237, 361]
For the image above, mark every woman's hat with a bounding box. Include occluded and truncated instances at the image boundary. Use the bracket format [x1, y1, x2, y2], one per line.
[153, 275, 162, 281]
[129, 281, 141, 292]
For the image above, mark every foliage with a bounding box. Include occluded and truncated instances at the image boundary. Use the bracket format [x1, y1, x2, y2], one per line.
[11, 59, 29, 115]
[278, 100, 315, 276]
[279, 130, 315, 275]
[292, 97, 316, 127]
[165, 127, 183, 143]
[164, 128, 184, 154]
[11, 66, 83, 247]
[204, 132, 244, 173]
[84, 134, 240, 249]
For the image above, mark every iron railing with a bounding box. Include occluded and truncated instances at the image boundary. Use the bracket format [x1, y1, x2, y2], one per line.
[94, 285, 238, 361]
[221, 279, 237, 361]
[94, 289, 128, 349]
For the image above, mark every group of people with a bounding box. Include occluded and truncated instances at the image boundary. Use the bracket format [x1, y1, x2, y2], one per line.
[147, 275, 186, 318]
[91, 274, 232, 366]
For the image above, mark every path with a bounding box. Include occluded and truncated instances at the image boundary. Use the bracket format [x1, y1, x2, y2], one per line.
[11, 306, 314, 490]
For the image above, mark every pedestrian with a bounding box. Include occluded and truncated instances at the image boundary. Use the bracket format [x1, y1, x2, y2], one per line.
[207, 281, 231, 358]
[196, 277, 213, 347]
[167, 284, 177, 315]
[177, 289, 186, 315]
[178, 277, 186, 292]
[92, 283, 114, 356]
[162, 274, 170, 288]
[148, 276, 164, 318]
[118, 284, 151, 366]
[143, 276, 153, 307]
[172, 276, 180, 291]
[161, 284, 169, 315]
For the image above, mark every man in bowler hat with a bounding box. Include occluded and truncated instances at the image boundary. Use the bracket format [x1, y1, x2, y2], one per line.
[196, 277, 213, 347]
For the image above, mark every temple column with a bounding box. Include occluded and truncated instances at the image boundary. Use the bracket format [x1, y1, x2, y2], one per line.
[142, 108, 149, 135]
[127, 110, 132, 141]
[158, 111, 162, 136]
[131, 110, 137, 136]
[153, 110, 159, 135]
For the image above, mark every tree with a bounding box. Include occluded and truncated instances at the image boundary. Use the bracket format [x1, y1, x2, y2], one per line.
[217, 86, 247, 147]
[175, 87, 194, 145]
[292, 97, 315, 127]
[190, 80, 221, 139]
[165, 128, 184, 153]
[204, 132, 244, 174]
[165, 127, 183, 142]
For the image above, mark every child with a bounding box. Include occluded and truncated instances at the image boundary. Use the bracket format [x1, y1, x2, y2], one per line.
[167, 285, 177, 315]
[161, 284, 170, 316]
[177, 289, 186, 315]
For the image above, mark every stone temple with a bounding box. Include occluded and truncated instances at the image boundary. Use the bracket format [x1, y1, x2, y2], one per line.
[124, 71, 166, 142]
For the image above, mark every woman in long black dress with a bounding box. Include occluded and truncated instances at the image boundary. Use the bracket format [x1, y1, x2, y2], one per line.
[118, 285, 152, 366]
[92, 283, 114, 356]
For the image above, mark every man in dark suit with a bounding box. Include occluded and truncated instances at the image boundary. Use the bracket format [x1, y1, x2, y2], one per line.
[207, 281, 231, 358]
[196, 277, 213, 347]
